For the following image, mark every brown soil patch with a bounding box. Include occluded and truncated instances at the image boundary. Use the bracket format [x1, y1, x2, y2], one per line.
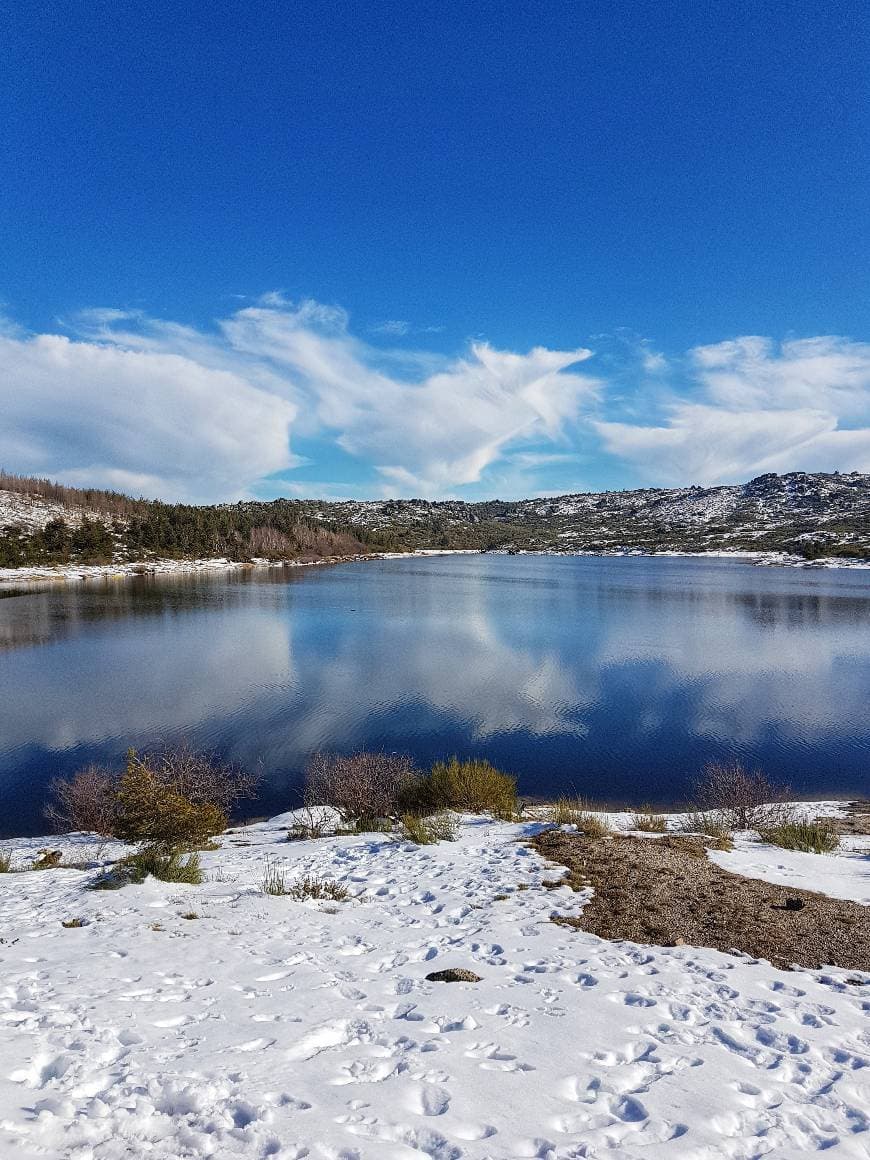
[533, 830, 870, 972]
[819, 801, 870, 837]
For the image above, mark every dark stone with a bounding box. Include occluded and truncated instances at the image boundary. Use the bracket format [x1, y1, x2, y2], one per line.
[425, 968, 482, 983]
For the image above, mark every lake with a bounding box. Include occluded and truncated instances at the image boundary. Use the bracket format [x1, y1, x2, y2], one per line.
[1, 554, 869, 836]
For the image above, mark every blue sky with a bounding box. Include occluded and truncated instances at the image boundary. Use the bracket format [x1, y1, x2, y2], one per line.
[3, 1, 870, 501]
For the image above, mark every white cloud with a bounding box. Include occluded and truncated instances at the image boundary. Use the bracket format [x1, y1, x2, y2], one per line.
[0, 333, 299, 502]
[597, 335, 870, 485]
[0, 298, 599, 501]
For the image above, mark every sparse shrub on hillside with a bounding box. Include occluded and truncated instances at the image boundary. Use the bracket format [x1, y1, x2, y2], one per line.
[757, 818, 840, 854]
[0, 851, 12, 873]
[304, 751, 420, 824]
[407, 758, 517, 819]
[692, 761, 790, 830]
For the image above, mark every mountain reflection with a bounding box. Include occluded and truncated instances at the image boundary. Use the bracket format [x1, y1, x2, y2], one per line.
[1, 555, 869, 835]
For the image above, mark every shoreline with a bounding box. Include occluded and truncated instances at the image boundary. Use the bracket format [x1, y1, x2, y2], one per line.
[1, 545, 868, 588]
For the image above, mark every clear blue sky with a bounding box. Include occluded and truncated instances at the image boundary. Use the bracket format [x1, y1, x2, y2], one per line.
[3, 1, 870, 501]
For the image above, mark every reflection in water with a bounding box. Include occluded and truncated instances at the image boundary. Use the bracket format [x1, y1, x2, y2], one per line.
[1, 555, 869, 835]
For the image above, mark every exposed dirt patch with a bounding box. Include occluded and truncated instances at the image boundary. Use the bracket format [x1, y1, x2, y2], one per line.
[820, 801, 870, 837]
[533, 829, 870, 972]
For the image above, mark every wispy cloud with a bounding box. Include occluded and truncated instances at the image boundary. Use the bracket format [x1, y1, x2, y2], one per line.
[596, 335, 870, 485]
[2, 302, 869, 501]
[0, 297, 598, 500]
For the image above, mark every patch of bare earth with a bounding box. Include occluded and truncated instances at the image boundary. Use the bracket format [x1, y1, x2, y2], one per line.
[820, 800, 870, 837]
[533, 830, 870, 972]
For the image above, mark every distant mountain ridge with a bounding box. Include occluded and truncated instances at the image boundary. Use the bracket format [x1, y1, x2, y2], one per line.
[296, 471, 870, 559]
[1, 470, 868, 566]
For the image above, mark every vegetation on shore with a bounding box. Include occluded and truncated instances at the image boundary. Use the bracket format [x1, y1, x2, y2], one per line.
[3, 468, 869, 568]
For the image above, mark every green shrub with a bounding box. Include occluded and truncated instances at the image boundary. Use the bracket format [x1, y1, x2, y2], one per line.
[0, 851, 12, 873]
[118, 846, 203, 884]
[409, 758, 517, 819]
[631, 808, 667, 833]
[757, 819, 840, 854]
[400, 812, 458, 844]
[115, 754, 227, 848]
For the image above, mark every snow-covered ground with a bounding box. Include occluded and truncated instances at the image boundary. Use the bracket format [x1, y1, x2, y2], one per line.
[0, 810, 868, 1159]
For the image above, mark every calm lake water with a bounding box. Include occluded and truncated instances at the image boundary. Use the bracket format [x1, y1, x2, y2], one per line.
[1, 554, 869, 836]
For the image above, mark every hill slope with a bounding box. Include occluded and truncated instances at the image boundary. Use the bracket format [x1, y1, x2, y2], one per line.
[1, 471, 868, 567]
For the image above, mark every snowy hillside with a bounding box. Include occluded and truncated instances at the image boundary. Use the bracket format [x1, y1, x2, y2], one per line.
[0, 810, 868, 1159]
[299, 471, 870, 558]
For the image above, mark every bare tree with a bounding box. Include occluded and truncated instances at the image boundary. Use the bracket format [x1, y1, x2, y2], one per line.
[693, 760, 791, 830]
[142, 743, 260, 814]
[304, 751, 420, 823]
[45, 765, 120, 836]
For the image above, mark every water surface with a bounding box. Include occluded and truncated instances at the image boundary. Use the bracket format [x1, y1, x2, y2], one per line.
[1, 555, 869, 835]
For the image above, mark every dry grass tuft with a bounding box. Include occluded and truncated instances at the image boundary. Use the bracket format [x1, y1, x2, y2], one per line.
[400, 812, 457, 845]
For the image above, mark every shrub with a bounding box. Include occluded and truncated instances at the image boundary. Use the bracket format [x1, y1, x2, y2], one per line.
[45, 765, 120, 836]
[400, 812, 458, 844]
[0, 851, 12, 873]
[304, 751, 420, 823]
[552, 797, 611, 836]
[692, 761, 790, 830]
[409, 758, 517, 819]
[757, 819, 840, 854]
[142, 743, 259, 816]
[287, 875, 350, 902]
[631, 808, 667, 833]
[114, 754, 227, 848]
[287, 804, 335, 841]
[118, 846, 203, 884]
[48, 745, 257, 848]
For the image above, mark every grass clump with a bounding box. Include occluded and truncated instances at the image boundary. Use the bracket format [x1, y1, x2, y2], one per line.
[631, 808, 667, 833]
[407, 758, 517, 820]
[757, 818, 840, 854]
[261, 855, 290, 895]
[118, 846, 203, 885]
[0, 851, 13, 873]
[61, 917, 86, 928]
[678, 808, 734, 841]
[399, 812, 458, 845]
[552, 797, 611, 837]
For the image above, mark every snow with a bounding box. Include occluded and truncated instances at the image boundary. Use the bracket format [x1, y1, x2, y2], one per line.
[710, 838, 870, 905]
[0, 812, 868, 1159]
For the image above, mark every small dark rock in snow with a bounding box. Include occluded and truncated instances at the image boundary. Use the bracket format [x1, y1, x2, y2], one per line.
[784, 897, 805, 911]
[426, 968, 482, 983]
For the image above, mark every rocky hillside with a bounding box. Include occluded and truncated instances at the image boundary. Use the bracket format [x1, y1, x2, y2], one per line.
[296, 471, 870, 559]
[2, 471, 868, 564]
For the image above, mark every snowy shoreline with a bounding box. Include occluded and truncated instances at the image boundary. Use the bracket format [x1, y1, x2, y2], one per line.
[1, 545, 868, 589]
[0, 803, 867, 1159]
